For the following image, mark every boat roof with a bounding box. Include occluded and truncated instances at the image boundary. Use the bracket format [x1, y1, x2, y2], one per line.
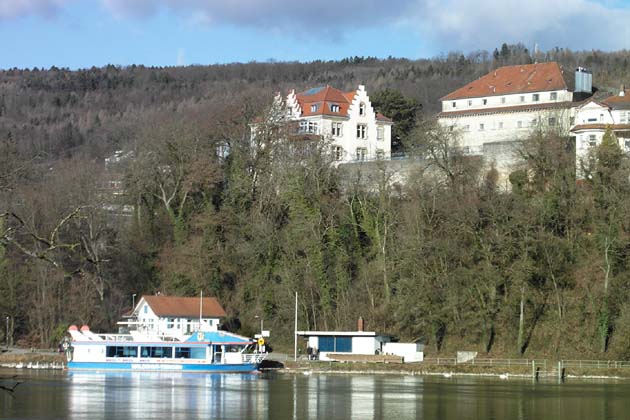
[185, 331, 253, 344]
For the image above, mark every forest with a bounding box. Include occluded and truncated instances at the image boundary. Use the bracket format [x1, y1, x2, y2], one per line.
[2, 44, 630, 359]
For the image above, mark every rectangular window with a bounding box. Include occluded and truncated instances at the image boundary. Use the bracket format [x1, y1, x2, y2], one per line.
[517, 121, 523, 128]
[356, 124, 367, 139]
[479, 123, 485, 131]
[331, 122, 342, 137]
[501, 97, 506, 104]
[589, 135, 597, 147]
[587, 117, 597, 122]
[498, 122, 504, 129]
[175, 348, 192, 359]
[520, 96, 525, 103]
[621, 113, 627, 124]
[463, 125, 470, 132]
[625, 140, 630, 151]
[330, 104, 340, 113]
[318, 336, 353, 352]
[140, 346, 173, 358]
[550, 92, 558, 100]
[483, 99, 487, 105]
[356, 147, 367, 161]
[332, 146, 343, 161]
[359, 103, 366, 116]
[468, 100, 473, 107]
[377, 126, 384, 141]
[533, 94, 539, 102]
[452, 101, 456, 108]
[548, 117, 557, 126]
[376, 149, 384, 160]
[310, 104, 319, 112]
[106, 346, 138, 358]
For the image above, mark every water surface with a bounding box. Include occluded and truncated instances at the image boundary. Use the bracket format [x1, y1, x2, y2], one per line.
[1, 369, 629, 419]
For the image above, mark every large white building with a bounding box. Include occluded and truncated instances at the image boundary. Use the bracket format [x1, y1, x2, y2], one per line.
[270, 85, 393, 163]
[572, 87, 630, 167]
[438, 62, 592, 175]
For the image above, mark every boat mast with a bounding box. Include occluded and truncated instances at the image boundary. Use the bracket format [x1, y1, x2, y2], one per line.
[199, 290, 203, 331]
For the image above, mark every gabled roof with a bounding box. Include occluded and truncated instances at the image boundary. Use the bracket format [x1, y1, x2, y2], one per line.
[603, 91, 630, 109]
[441, 62, 569, 101]
[295, 85, 354, 117]
[141, 295, 227, 318]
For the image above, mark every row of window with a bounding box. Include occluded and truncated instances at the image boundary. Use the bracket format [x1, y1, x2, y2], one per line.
[459, 117, 558, 132]
[319, 336, 353, 353]
[452, 92, 558, 109]
[307, 102, 368, 115]
[300, 121, 385, 140]
[331, 146, 385, 161]
[105, 346, 206, 359]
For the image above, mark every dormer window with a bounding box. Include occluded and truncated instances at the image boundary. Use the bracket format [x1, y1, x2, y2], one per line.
[501, 97, 506, 104]
[532, 94, 539, 102]
[468, 100, 473, 107]
[520, 96, 525, 103]
[359, 103, 366, 116]
[330, 104, 340, 113]
[452, 101, 457, 108]
[550, 92, 557, 100]
[483, 99, 487, 105]
[310, 104, 319, 112]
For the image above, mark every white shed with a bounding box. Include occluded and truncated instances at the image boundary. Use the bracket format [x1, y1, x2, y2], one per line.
[296, 331, 392, 361]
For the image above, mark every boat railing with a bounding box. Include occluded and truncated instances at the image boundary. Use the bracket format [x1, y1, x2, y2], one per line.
[97, 334, 135, 342]
[242, 353, 267, 364]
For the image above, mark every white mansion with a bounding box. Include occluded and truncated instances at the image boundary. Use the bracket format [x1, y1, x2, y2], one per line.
[265, 85, 393, 163]
[437, 62, 603, 177]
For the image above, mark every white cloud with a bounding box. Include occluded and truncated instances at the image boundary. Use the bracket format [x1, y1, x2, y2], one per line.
[0, 0, 69, 19]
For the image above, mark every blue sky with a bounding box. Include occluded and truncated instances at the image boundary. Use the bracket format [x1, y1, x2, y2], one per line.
[1, 0, 630, 69]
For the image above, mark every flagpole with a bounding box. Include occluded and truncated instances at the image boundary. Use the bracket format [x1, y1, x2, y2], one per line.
[199, 290, 203, 331]
[294, 291, 298, 361]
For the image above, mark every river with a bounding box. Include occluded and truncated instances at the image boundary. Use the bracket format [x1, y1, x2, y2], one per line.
[1, 369, 629, 419]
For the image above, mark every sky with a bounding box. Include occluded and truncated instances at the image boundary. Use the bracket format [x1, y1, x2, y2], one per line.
[1, 0, 630, 69]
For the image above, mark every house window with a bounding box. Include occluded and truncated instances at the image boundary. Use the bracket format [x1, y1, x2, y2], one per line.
[621, 112, 627, 124]
[479, 123, 485, 131]
[376, 149, 384, 160]
[625, 140, 630, 151]
[300, 121, 318, 134]
[319, 336, 353, 352]
[570, 117, 575, 125]
[483, 99, 488, 105]
[589, 134, 597, 147]
[498, 122, 504, 129]
[330, 104, 340, 113]
[359, 103, 366, 116]
[520, 96, 525, 103]
[332, 146, 344, 161]
[463, 125, 470, 132]
[356, 147, 367, 161]
[452, 101, 457, 108]
[587, 117, 597, 122]
[517, 121, 523, 128]
[331, 122, 342, 137]
[356, 124, 367, 139]
[600, 114, 604, 122]
[143, 306, 148, 314]
[533, 94, 539, 102]
[468, 100, 473, 107]
[377, 126, 384, 141]
[549, 117, 557, 126]
[167, 318, 175, 329]
[501, 97, 506, 104]
[550, 92, 558, 100]
[310, 104, 319, 113]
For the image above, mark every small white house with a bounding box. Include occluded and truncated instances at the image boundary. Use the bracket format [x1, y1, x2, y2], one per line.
[382, 342, 424, 362]
[296, 330, 392, 361]
[120, 295, 226, 339]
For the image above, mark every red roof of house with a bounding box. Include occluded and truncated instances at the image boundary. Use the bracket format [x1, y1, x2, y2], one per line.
[142, 295, 227, 318]
[441, 62, 568, 101]
[571, 123, 630, 132]
[603, 91, 630, 108]
[295, 86, 354, 117]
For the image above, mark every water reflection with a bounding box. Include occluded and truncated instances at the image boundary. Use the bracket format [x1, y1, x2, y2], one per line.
[3, 369, 630, 420]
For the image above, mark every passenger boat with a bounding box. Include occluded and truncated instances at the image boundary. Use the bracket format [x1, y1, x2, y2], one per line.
[64, 325, 266, 373]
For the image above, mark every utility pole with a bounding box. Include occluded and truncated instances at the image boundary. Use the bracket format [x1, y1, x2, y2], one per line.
[5, 316, 9, 349]
[294, 291, 298, 361]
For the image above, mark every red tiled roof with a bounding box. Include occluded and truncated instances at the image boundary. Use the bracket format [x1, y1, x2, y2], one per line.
[376, 112, 393, 122]
[441, 62, 568, 101]
[438, 101, 573, 118]
[295, 86, 355, 117]
[142, 295, 227, 318]
[603, 91, 630, 108]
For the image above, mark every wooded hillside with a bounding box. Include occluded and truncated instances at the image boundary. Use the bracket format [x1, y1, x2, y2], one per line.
[2, 45, 630, 359]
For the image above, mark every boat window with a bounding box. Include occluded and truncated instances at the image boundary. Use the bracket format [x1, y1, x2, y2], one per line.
[106, 346, 138, 357]
[175, 347, 191, 359]
[140, 346, 174, 358]
[191, 348, 206, 359]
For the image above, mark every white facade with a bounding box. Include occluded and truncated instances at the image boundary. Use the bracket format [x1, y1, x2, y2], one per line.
[572, 92, 630, 170]
[297, 331, 391, 361]
[382, 342, 424, 362]
[281, 85, 393, 163]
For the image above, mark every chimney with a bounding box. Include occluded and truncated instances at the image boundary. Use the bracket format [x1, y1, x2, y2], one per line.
[357, 317, 365, 332]
[620, 84, 626, 97]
